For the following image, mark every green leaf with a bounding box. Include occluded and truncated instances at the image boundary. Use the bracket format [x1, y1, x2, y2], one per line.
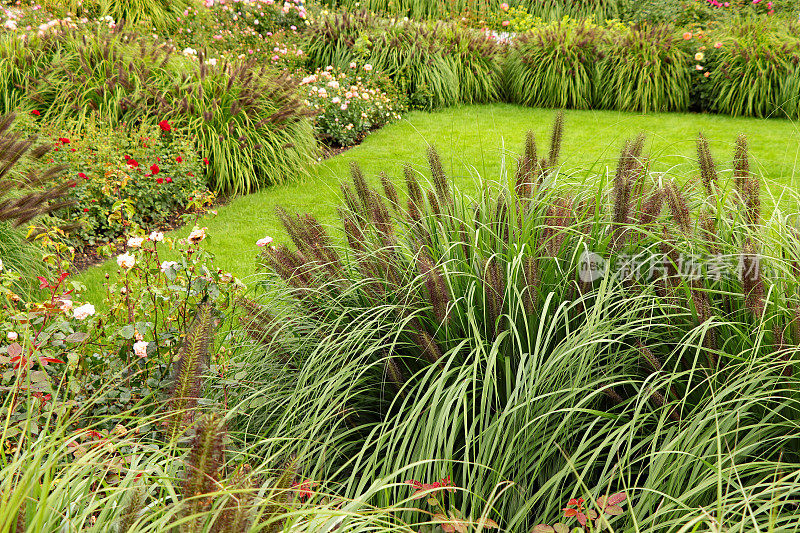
[66, 332, 88, 343]
[118, 325, 135, 340]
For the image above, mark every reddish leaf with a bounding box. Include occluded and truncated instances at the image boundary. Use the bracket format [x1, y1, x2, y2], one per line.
[41, 357, 66, 364]
[563, 509, 578, 518]
[604, 504, 624, 516]
[37, 276, 49, 289]
[576, 512, 587, 527]
[586, 509, 598, 520]
[596, 496, 607, 508]
[552, 525, 569, 533]
[607, 492, 627, 505]
[8, 343, 22, 357]
[567, 498, 579, 506]
[532, 526, 554, 533]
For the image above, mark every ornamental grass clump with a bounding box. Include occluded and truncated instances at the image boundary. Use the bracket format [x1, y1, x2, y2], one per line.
[505, 23, 605, 109]
[304, 13, 503, 109]
[237, 112, 800, 530]
[709, 19, 800, 118]
[157, 55, 317, 193]
[597, 25, 691, 112]
[29, 24, 175, 131]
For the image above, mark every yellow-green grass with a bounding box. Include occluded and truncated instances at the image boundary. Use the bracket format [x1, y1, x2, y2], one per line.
[78, 103, 800, 302]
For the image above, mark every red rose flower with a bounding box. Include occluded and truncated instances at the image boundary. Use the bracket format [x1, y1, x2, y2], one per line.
[127, 159, 139, 168]
[69, 183, 76, 188]
[203, 158, 209, 165]
[124, 154, 131, 160]
[176, 156, 183, 163]
[165, 176, 173, 183]
[31, 110, 40, 116]
[156, 177, 164, 184]
[83, 208, 89, 212]
[78, 172, 87, 179]
[158, 120, 171, 132]
[58, 137, 70, 145]
[150, 163, 160, 175]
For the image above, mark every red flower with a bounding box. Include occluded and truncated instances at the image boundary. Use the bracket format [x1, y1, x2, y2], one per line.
[406, 476, 456, 500]
[165, 177, 173, 183]
[124, 154, 131, 160]
[31, 110, 41, 116]
[176, 156, 183, 163]
[58, 137, 70, 145]
[158, 120, 171, 132]
[83, 208, 89, 212]
[78, 172, 87, 179]
[157, 156, 161, 162]
[292, 480, 318, 501]
[187, 172, 194, 177]
[156, 177, 164, 184]
[150, 163, 160, 175]
[69, 182, 76, 187]
[70, 148, 76, 152]
[127, 159, 139, 168]
[203, 158, 209, 165]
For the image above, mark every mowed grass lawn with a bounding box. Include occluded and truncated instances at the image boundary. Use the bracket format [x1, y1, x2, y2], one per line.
[79, 103, 800, 300]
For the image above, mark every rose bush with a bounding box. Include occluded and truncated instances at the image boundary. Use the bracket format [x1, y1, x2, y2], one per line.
[301, 63, 406, 147]
[38, 122, 214, 246]
[0, 227, 243, 440]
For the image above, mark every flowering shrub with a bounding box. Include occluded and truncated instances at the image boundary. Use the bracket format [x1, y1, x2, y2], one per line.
[169, 0, 309, 64]
[301, 64, 406, 146]
[0, 227, 242, 438]
[40, 122, 213, 245]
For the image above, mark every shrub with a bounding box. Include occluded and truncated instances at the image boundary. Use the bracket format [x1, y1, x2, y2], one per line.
[596, 25, 691, 112]
[167, 1, 310, 65]
[42, 122, 211, 245]
[237, 115, 800, 529]
[302, 64, 406, 147]
[505, 22, 605, 109]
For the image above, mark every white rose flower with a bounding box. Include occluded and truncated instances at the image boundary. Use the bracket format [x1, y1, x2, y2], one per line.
[133, 341, 148, 358]
[73, 303, 96, 320]
[256, 236, 274, 247]
[187, 227, 206, 245]
[117, 252, 135, 269]
[149, 231, 164, 242]
[363, 63, 373, 71]
[127, 236, 145, 248]
[7, 331, 18, 341]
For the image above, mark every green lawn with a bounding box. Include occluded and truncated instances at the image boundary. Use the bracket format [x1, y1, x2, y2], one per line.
[78, 103, 800, 301]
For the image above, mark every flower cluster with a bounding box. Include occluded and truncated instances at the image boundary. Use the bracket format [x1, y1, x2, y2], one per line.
[38, 122, 214, 247]
[301, 64, 406, 146]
